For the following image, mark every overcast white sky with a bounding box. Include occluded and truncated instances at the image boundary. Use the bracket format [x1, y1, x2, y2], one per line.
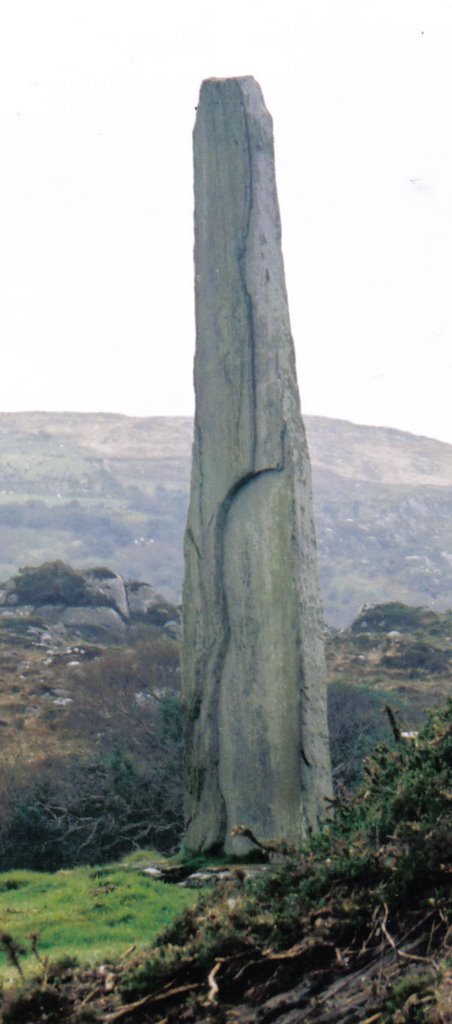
[0, 0, 451, 443]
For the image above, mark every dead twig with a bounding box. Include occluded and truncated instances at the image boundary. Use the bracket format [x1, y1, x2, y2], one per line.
[75, 984, 105, 1012]
[118, 944, 136, 961]
[207, 959, 222, 1003]
[385, 705, 401, 743]
[28, 932, 44, 964]
[358, 905, 383, 959]
[103, 982, 201, 1022]
[0, 932, 25, 980]
[380, 904, 433, 964]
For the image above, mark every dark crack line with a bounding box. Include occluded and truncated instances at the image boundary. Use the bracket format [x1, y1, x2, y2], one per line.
[213, 463, 285, 843]
[237, 86, 258, 472]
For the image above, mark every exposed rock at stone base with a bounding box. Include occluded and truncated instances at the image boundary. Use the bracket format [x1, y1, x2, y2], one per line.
[182, 77, 332, 855]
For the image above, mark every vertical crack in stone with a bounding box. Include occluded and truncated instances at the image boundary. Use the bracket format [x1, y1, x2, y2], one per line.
[210, 86, 258, 834]
[237, 85, 258, 474]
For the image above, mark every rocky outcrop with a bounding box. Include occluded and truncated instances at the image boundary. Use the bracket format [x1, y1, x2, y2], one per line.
[0, 561, 179, 642]
[182, 77, 332, 854]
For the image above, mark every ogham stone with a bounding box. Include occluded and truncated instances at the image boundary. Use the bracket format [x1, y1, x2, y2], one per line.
[182, 76, 332, 854]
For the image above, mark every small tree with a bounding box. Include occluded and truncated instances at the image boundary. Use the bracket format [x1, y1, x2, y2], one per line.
[327, 681, 396, 793]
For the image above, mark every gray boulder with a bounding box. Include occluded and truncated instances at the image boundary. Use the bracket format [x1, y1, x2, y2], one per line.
[84, 569, 129, 618]
[60, 606, 127, 642]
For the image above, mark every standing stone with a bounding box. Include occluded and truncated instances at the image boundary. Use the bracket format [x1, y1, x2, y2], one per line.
[183, 76, 332, 854]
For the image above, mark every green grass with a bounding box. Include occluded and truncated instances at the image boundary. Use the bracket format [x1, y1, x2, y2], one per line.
[0, 858, 199, 985]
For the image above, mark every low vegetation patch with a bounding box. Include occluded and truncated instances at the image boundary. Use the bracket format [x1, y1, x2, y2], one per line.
[0, 859, 197, 986]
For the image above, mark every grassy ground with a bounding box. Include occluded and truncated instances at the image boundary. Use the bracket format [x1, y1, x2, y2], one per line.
[0, 706, 450, 1022]
[0, 854, 198, 986]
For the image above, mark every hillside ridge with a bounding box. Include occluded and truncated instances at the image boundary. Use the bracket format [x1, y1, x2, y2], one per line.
[0, 412, 450, 625]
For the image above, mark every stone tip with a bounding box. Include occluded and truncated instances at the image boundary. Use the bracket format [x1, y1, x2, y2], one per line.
[196, 76, 269, 122]
[200, 75, 257, 86]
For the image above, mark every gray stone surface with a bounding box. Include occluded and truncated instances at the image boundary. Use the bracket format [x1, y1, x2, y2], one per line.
[182, 77, 332, 854]
[60, 606, 127, 642]
[125, 581, 162, 617]
[85, 570, 129, 619]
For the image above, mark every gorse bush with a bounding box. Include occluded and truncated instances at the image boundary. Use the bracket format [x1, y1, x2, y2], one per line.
[331, 699, 452, 843]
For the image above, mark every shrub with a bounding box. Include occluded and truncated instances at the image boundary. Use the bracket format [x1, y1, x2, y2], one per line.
[14, 561, 94, 607]
[0, 732, 184, 871]
[350, 602, 432, 634]
[381, 640, 449, 675]
[1, 983, 70, 1024]
[327, 681, 396, 791]
[0, 629, 185, 870]
[65, 635, 182, 761]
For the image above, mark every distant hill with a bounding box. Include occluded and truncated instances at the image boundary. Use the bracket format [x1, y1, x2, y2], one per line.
[0, 411, 450, 626]
[310, 417, 452, 623]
